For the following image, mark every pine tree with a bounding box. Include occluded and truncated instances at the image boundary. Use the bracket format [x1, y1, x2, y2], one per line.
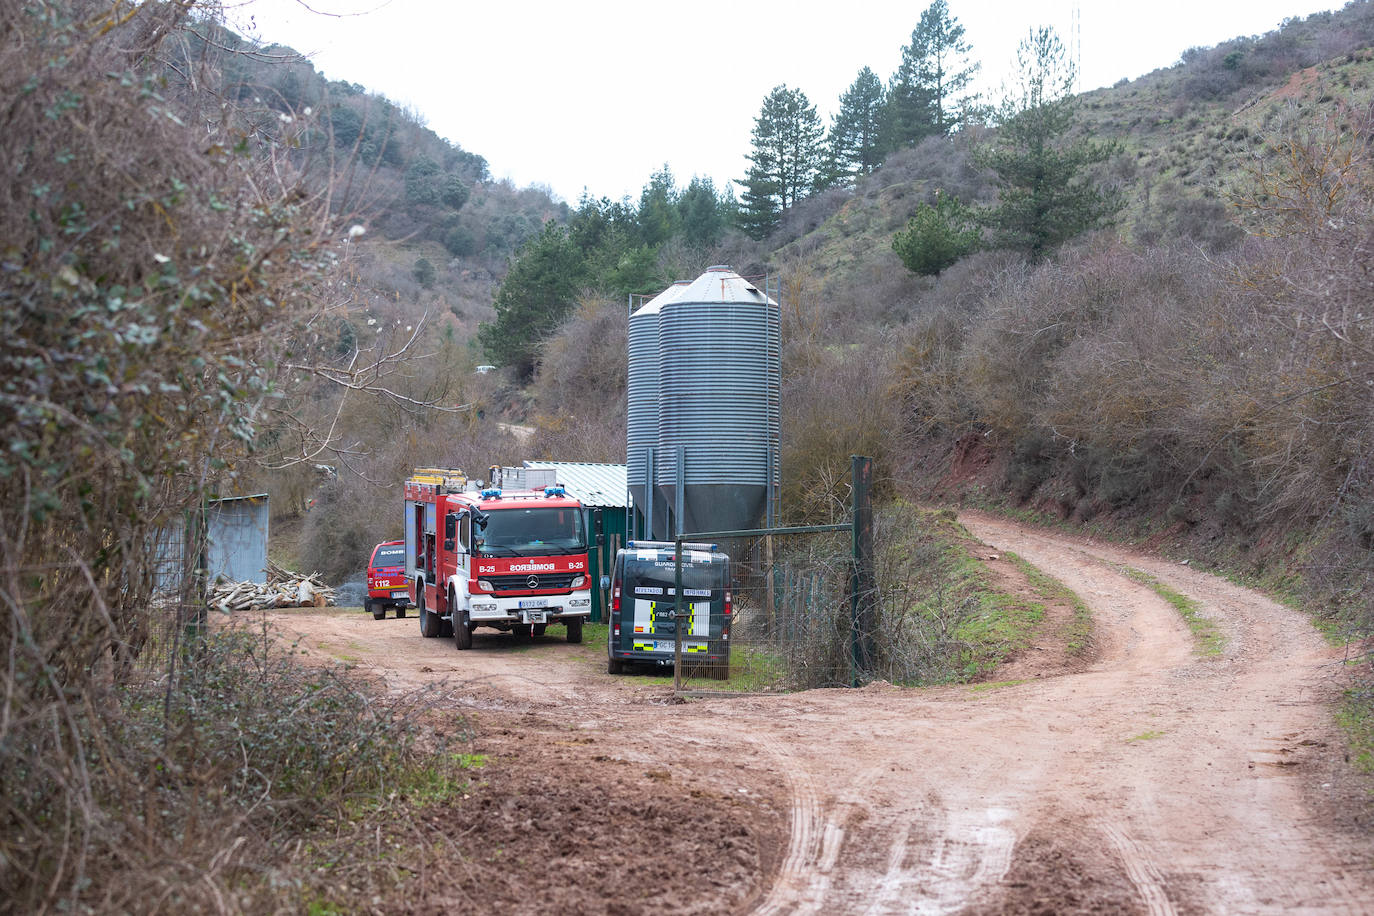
[885, 0, 979, 150]
[736, 163, 782, 240]
[979, 27, 1122, 260]
[737, 84, 824, 238]
[884, 69, 935, 153]
[637, 165, 680, 247]
[677, 176, 728, 247]
[477, 222, 588, 377]
[826, 67, 886, 186]
[892, 190, 981, 275]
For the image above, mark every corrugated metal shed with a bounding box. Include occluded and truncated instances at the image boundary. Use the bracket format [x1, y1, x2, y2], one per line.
[152, 494, 270, 592]
[208, 494, 270, 584]
[523, 461, 628, 509]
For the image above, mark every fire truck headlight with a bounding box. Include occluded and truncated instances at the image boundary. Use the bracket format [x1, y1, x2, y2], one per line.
[476, 579, 494, 592]
[570, 574, 587, 589]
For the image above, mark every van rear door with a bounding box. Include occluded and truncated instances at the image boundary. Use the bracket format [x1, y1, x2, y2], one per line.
[616, 548, 726, 658]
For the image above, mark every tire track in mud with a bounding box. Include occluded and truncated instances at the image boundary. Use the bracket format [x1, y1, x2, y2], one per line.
[860, 822, 914, 916]
[730, 713, 1028, 915]
[1100, 822, 1175, 916]
[749, 733, 867, 916]
[913, 805, 1018, 915]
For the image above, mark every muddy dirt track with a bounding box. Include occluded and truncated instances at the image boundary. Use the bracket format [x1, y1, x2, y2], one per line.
[269, 513, 1374, 914]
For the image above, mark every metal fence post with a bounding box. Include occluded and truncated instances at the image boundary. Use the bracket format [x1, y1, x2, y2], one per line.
[643, 446, 654, 541]
[183, 498, 209, 642]
[673, 536, 684, 692]
[674, 444, 686, 538]
[849, 455, 875, 686]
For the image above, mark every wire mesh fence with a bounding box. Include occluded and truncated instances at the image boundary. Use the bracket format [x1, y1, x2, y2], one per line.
[671, 530, 857, 692]
[657, 510, 990, 693]
[132, 516, 210, 683]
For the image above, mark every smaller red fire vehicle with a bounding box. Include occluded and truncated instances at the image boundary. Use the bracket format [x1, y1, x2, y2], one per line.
[365, 540, 411, 620]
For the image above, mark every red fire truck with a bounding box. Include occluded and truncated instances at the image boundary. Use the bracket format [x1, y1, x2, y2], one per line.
[403, 468, 592, 649]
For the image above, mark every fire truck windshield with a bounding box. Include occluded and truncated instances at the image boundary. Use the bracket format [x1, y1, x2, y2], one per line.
[478, 506, 585, 556]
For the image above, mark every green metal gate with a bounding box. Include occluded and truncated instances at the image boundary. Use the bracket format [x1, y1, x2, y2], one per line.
[587, 506, 627, 623]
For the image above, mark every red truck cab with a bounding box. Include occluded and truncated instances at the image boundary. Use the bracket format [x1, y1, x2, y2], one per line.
[366, 540, 411, 620]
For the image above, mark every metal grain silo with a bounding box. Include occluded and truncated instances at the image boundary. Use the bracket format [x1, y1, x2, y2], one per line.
[626, 280, 688, 540]
[655, 266, 780, 535]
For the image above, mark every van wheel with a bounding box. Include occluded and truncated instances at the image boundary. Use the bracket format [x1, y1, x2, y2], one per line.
[607, 656, 625, 674]
[455, 610, 473, 650]
[512, 623, 531, 642]
[418, 590, 440, 638]
[566, 617, 583, 644]
[710, 662, 730, 681]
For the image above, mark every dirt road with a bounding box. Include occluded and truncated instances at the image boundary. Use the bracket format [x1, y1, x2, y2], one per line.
[270, 513, 1373, 914]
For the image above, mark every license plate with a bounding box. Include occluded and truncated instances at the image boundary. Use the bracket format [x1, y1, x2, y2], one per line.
[519, 598, 548, 609]
[523, 610, 547, 624]
[640, 640, 704, 652]
[391, 590, 408, 599]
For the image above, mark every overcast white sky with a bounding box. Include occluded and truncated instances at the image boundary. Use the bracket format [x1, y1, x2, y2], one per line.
[231, 0, 1342, 204]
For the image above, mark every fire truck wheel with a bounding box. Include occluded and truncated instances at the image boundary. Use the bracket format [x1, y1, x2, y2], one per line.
[565, 617, 583, 644]
[368, 600, 385, 621]
[511, 623, 532, 642]
[532, 623, 547, 637]
[454, 611, 473, 650]
[418, 591, 441, 638]
[395, 605, 406, 618]
[441, 589, 456, 637]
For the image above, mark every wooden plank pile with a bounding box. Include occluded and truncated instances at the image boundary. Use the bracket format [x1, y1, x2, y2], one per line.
[210, 560, 337, 612]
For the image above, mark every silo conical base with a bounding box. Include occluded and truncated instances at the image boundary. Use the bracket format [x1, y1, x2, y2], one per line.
[657, 483, 767, 537]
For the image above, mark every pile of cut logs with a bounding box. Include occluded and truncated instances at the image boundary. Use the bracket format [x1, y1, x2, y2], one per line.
[210, 561, 337, 612]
